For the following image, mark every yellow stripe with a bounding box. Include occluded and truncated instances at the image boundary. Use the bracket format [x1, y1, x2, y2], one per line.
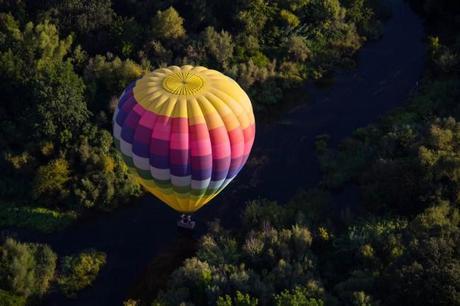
[132, 66, 254, 123]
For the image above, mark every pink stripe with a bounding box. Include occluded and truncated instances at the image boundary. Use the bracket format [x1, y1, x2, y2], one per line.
[170, 133, 189, 150]
[139, 111, 157, 128]
[189, 124, 210, 141]
[190, 139, 212, 156]
[243, 124, 256, 155]
[212, 142, 231, 159]
[209, 126, 229, 144]
[152, 117, 172, 140]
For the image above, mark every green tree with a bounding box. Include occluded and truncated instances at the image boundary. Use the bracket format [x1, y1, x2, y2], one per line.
[274, 286, 324, 306]
[58, 249, 107, 297]
[202, 27, 234, 67]
[32, 61, 89, 139]
[237, 0, 273, 36]
[286, 35, 311, 62]
[84, 54, 143, 112]
[217, 291, 259, 306]
[151, 7, 186, 40]
[53, 0, 114, 34]
[383, 230, 460, 305]
[0, 289, 26, 306]
[33, 158, 70, 200]
[0, 238, 57, 297]
[0, 15, 89, 142]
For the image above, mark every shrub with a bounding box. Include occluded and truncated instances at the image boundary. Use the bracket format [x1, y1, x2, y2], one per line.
[58, 249, 107, 297]
[150, 7, 186, 40]
[0, 289, 26, 306]
[274, 286, 324, 306]
[0, 238, 57, 297]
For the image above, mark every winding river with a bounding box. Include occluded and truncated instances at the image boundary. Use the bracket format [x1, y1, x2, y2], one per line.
[8, 0, 425, 305]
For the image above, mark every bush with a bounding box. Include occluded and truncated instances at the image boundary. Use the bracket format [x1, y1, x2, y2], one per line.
[217, 291, 259, 306]
[0, 289, 26, 306]
[0, 238, 57, 297]
[58, 250, 107, 297]
[150, 7, 186, 40]
[33, 158, 71, 201]
[274, 286, 324, 306]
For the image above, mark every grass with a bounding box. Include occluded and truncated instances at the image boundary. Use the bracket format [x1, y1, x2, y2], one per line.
[0, 203, 78, 233]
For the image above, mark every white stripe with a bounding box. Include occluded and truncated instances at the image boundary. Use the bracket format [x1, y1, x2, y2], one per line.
[119, 89, 126, 101]
[220, 179, 232, 190]
[113, 121, 122, 139]
[208, 179, 225, 190]
[113, 107, 119, 124]
[171, 175, 191, 187]
[191, 178, 211, 190]
[120, 138, 132, 157]
[132, 154, 150, 170]
[150, 167, 170, 181]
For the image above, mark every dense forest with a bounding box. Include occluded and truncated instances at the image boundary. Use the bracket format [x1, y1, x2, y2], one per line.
[0, 0, 386, 229]
[0, 0, 459, 305]
[140, 1, 460, 306]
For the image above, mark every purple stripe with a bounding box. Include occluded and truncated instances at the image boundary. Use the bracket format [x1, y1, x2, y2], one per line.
[134, 126, 152, 144]
[116, 109, 129, 126]
[118, 90, 133, 109]
[226, 155, 249, 178]
[213, 157, 231, 171]
[170, 164, 191, 177]
[116, 99, 136, 126]
[133, 142, 150, 158]
[121, 126, 134, 143]
[212, 169, 229, 180]
[191, 155, 212, 169]
[192, 167, 212, 180]
[150, 154, 169, 169]
[170, 150, 189, 165]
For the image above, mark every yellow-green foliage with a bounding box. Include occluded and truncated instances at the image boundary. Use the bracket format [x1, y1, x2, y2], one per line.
[0, 204, 77, 233]
[280, 9, 300, 27]
[1, 14, 73, 72]
[0, 289, 26, 306]
[58, 250, 107, 297]
[151, 7, 186, 40]
[4, 152, 31, 170]
[85, 54, 144, 93]
[0, 238, 57, 298]
[33, 158, 70, 198]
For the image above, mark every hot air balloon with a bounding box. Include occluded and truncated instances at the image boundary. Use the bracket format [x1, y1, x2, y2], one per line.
[113, 65, 256, 228]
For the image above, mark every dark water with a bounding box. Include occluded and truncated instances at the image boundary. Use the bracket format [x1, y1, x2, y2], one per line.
[5, 1, 425, 305]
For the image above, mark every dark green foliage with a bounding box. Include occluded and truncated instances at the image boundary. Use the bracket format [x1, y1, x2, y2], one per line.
[58, 249, 107, 297]
[153, 207, 323, 305]
[274, 286, 324, 306]
[147, 4, 460, 306]
[31, 60, 88, 139]
[0, 1, 424, 305]
[0, 13, 141, 218]
[217, 291, 259, 306]
[48, 0, 116, 53]
[0, 0, 384, 227]
[0, 204, 77, 233]
[309, 11, 460, 305]
[0, 289, 26, 306]
[84, 54, 144, 112]
[0, 238, 57, 298]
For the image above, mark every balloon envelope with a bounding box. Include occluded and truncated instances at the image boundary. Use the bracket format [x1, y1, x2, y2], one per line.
[113, 65, 256, 213]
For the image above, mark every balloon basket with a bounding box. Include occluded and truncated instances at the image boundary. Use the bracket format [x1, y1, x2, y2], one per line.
[177, 214, 196, 230]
